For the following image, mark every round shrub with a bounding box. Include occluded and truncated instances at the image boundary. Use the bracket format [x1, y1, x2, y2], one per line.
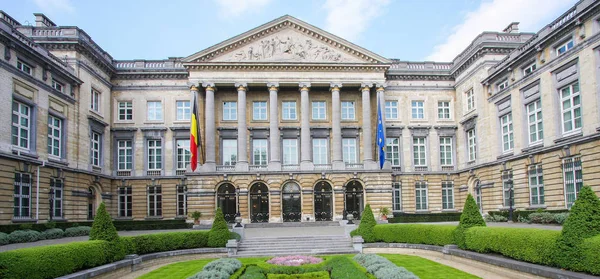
[208, 208, 230, 247]
[350, 204, 376, 242]
[528, 212, 555, 224]
[554, 213, 569, 225]
[89, 202, 119, 242]
[40, 228, 64, 240]
[0, 232, 9, 245]
[454, 194, 485, 248]
[8, 230, 40, 244]
[65, 226, 92, 237]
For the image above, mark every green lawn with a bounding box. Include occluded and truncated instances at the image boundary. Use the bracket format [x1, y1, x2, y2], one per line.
[138, 254, 479, 279]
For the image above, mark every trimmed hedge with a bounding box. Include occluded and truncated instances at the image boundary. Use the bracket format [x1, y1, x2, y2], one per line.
[0, 232, 8, 245]
[390, 212, 461, 223]
[8, 230, 40, 243]
[464, 227, 559, 266]
[64, 226, 91, 237]
[353, 254, 418, 279]
[40, 228, 64, 240]
[267, 271, 330, 279]
[188, 258, 242, 279]
[122, 231, 209, 255]
[0, 219, 190, 234]
[374, 224, 456, 246]
[487, 209, 569, 223]
[580, 235, 600, 275]
[326, 256, 370, 279]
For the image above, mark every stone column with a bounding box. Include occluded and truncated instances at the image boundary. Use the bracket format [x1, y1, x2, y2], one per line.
[361, 83, 377, 170]
[299, 82, 314, 171]
[235, 83, 249, 171]
[376, 83, 391, 170]
[331, 83, 345, 170]
[268, 82, 281, 171]
[202, 82, 216, 172]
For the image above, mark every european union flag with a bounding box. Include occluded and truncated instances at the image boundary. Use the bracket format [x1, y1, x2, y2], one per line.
[377, 97, 386, 169]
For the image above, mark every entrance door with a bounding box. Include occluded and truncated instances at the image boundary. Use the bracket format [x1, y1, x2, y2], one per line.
[217, 183, 237, 223]
[314, 181, 333, 221]
[282, 182, 301, 222]
[250, 182, 269, 223]
[345, 180, 363, 220]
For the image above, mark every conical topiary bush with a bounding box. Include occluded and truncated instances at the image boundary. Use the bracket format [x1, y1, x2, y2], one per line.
[350, 204, 377, 242]
[89, 202, 119, 242]
[208, 207, 230, 247]
[453, 194, 485, 248]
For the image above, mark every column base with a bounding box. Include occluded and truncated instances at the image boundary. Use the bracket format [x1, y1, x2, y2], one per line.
[235, 162, 249, 172]
[201, 162, 216, 172]
[332, 161, 345, 170]
[300, 161, 314, 171]
[268, 161, 281, 171]
[363, 160, 379, 170]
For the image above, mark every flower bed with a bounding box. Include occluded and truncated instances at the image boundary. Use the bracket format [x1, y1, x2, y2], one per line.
[267, 256, 323, 266]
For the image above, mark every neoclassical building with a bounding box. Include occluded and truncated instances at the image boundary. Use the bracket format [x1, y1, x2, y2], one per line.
[1, 0, 600, 225]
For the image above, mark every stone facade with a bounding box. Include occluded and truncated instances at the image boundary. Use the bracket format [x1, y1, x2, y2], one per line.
[1, 0, 600, 225]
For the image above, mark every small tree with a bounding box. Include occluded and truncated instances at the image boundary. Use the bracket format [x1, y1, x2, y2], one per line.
[553, 186, 600, 270]
[350, 204, 377, 242]
[208, 207, 230, 247]
[453, 194, 485, 248]
[89, 202, 119, 242]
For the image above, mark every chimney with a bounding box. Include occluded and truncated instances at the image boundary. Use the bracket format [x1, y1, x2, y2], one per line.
[503, 22, 520, 33]
[33, 13, 56, 27]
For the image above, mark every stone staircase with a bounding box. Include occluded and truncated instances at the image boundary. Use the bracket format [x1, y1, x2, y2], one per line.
[234, 235, 356, 257]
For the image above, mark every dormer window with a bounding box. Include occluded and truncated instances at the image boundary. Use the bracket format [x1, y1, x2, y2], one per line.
[17, 60, 32, 75]
[556, 39, 574, 56]
[497, 79, 508, 92]
[523, 62, 537, 76]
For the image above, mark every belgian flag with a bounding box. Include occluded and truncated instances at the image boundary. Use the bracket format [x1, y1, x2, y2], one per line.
[190, 89, 203, 171]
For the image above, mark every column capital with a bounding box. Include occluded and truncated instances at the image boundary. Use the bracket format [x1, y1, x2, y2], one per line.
[299, 82, 311, 91]
[330, 82, 343, 91]
[360, 82, 373, 91]
[267, 82, 279, 91]
[190, 84, 199, 92]
[202, 82, 216, 91]
[375, 83, 386, 92]
[235, 82, 248, 91]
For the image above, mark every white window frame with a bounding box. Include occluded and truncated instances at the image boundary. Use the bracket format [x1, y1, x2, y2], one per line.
[466, 89, 475, 112]
[47, 115, 62, 159]
[176, 139, 191, 170]
[415, 181, 428, 211]
[223, 101, 237, 121]
[523, 62, 537, 76]
[502, 170, 513, 207]
[341, 101, 355, 120]
[441, 181, 454, 210]
[563, 157, 583, 209]
[90, 89, 101, 113]
[385, 101, 398, 119]
[118, 101, 133, 121]
[147, 185, 162, 217]
[529, 164, 544, 206]
[411, 101, 424, 119]
[500, 113, 514, 153]
[252, 139, 268, 166]
[527, 99, 544, 145]
[176, 184, 187, 217]
[413, 137, 427, 167]
[118, 186, 132, 218]
[385, 138, 401, 167]
[51, 178, 63, 218]
[147, 139, 162, 171]
[17, 59, 32, 75]
[560, 82, 582, 135]
[342, 138, 358, 164]
[556, 39, 574, 56]
[51, 79, 64, 93]
[312, 138, 328, 165]
[253, 101, 267, 121]
[438, 101, 450, 119]
[176, 100, 191, 121]
[91, 132, 101, 167]
[282, 139, 298, 165]
[467, 129, 477, 162]
[222, 139, 237, 166]
[282, 101, 297, 120]
[13, 173, 32, 218]
[12, 101, 31, 150]
[117, 140, 133, 171]
[392, 182, 402, 211]
[147, 101, 163, 121]
[312, 101, 326, 120]
[439, 137, 453, 166]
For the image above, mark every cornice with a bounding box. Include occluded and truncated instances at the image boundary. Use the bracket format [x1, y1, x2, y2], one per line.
[38, 42, 115, 75]
[113, 72, 189, 80]
[184, 63, 389, 72]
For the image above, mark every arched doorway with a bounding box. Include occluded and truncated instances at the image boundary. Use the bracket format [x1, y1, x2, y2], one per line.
[217, 183, 237, 223]
[282, 182, 301, 222]
[250, 182, 269, 223]
[345, 180, 364, 220]
[314, 181, 333, 221]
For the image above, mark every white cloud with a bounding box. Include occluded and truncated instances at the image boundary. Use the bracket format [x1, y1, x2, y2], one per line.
[213, 0, 272, 17]
[33, 0, 75, 14]
[323, 0, 390, 42]
[425, 0, 577, 62]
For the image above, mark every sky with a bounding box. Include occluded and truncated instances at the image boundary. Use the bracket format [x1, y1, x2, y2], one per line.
[1, 0, 579, 62]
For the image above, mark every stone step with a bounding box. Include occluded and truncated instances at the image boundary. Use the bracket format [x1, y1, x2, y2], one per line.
[239, 241, 350, 249]
[243, 221, 341, 228]
[241, 235, 348, 241]
[234, 248, 357, 257]
[240, 238, 349, 244]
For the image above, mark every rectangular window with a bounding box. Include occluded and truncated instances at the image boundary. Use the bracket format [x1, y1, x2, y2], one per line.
[117, 140, 133, 171]
[222, 139, 237, 165]
[282, 139, 298, 165]
[147, 185, 162, 217]
[442, 181, 454, 210]
[17, 59, 32, 75]
[312, 101, 326, 120]
[411, 101, 424, 119]
[12, 101, 31, 150]
[466, 89, 475, 111]
[415, 182, 428, 210]
[502, 170, 514, 207]
[413, 137, 427, 166]
[312, 138, 328, 165]
[51, 79, 64, 93]
[392, 182, 401, 211]
[253, 101, 267, 121]
[147, 139, 162, 171]
[529, 164, 544, 206]
[177, 185, 187, 217]
[147, 101, 163, 121]
[252, 139, 268, 165]
[118, 101, 133, 121]
[176, 101, 191, 121]
[342, 138, 358, 164]
[91, 132, 101, 167]
[47, 115, 62, 158]
[118, 186, 132, 218]
[13, 173, 31, 218]
[527, 99, 544, 144]
[523, 62, 537, 76]
[556, 39, 574, 56]
[563, 157, 583, 208]
[467, 129, 476, 161]
[341, 101, 355, 120]
[385, 138, 401, 167]
[385, 101, 398, 119]
[91, 89, 100, 112]
[439, 137, 453, 166]
[176, 139, 191, 170]
[282, 101, 297, 120]
[50, 178, 63, 218]
[438, 101, 450, 119]
[501, 113, 514, 153]
[560, 82, 582, 134]
[223, 101, 237, 121]
[497, 80, 508, 92]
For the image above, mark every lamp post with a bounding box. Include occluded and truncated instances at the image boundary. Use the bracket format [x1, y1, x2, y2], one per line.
[342, 184, 346, 221]
[235, 186, 242, 227]
[508, 179, 514, 223]
[48, 188, 55, 221]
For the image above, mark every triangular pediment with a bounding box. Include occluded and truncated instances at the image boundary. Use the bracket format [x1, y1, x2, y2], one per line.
[183, 15, 391, 65]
